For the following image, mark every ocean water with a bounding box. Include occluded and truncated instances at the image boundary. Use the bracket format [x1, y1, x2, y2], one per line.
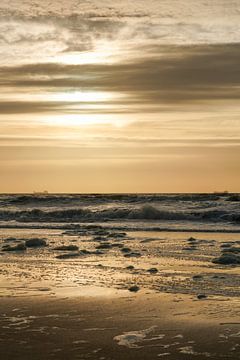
[0, 193, 240, 299]
[0, 193, 240, 232]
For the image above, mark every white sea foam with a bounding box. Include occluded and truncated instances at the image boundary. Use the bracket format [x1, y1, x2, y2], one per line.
[114, 326, 159, 348]
[0, 193, 240, 232]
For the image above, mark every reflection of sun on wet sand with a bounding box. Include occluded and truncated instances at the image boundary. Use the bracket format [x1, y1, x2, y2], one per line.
[0, 223, 240, 359]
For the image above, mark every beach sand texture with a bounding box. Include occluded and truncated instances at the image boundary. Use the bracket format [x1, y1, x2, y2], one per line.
[0, 194, 239, 359]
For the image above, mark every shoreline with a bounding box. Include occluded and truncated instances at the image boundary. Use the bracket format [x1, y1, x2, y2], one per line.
[0, 224, 239, 359]
[0, 291, 240, 359]
[1, 223, 240, 233]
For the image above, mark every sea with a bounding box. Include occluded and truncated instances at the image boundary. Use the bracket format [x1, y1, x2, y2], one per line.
[0, 193, 240, 232]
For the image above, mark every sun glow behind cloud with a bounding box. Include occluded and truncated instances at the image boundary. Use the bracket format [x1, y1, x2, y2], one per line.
[58, 48, 113, 66]
[1, 1, 240, 192]
[51, 91, 117, 103]
[42, 113, 130, 127]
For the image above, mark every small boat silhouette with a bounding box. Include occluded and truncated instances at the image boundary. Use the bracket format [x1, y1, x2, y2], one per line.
[33, 191, 49, 195]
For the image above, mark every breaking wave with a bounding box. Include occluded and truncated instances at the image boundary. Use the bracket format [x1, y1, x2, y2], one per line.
[0, 205, 238, 223]
[4, 193, 225, 206]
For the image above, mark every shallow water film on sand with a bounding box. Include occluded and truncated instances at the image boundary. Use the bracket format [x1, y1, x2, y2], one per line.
[0, 193, 239, 359]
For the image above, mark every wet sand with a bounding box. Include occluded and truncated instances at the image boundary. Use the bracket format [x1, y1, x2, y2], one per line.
[0, 291, 240, 360]
[0, 227, 240, 359]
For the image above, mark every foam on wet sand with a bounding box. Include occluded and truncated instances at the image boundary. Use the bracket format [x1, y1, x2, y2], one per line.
[0, 222, 239, 359]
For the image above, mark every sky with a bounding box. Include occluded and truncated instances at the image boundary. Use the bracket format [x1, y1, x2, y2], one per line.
[0, 0, 240, 193]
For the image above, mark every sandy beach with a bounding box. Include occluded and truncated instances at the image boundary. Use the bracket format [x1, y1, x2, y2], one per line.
[0, 218, 240, 359]
[1, 0, 240, 358]
[0, 291, 240, 359]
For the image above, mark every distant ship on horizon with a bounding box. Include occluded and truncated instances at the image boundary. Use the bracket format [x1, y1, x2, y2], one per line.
[33, 190, 49, 195]
[213, 190, 229, 195]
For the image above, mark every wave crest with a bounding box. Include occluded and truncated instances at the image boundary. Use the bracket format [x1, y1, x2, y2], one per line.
[0, 205, 236, 223]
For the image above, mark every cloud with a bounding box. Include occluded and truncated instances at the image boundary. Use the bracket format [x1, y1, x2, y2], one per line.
[1, 43, 240, 115]
[1, 1, 240, 20]
[2, 2, 240, 117]
[1, 1, 240, 69]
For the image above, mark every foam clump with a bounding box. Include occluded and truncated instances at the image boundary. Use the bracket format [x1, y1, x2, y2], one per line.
[128, 285, 140, 292]
[25, 238, 47, 247]
[197, 294, 207, 299]
[222, 247, 240, 254]
[95, 243, 112, 249]
[212, 253, 240, 265]
[147, 268, 158, 273]
[54, 245, 79, 251]
[114, 326, 157, 348]
[2, 243, 26, 252]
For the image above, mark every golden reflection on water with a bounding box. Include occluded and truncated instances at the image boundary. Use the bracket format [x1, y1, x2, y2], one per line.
[0, 229, 239, 298]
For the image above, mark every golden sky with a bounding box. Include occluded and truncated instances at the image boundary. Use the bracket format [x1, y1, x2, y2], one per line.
[0, 1, 240, 192]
